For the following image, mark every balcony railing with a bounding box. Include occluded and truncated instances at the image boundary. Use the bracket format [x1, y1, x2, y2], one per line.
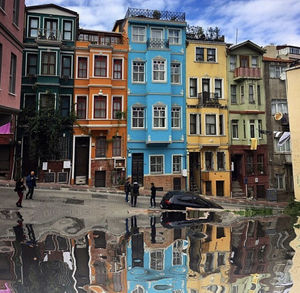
[147, 38, 169, 49]
[125, 8, 185, 22]
[37, 29, 61, 41]
[198, 92, 220, 106]
[234, 67, 261, 80]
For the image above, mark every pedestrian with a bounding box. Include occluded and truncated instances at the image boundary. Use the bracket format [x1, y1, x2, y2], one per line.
[150, 182, 156, 208]
[131, 181, 139, 207]
[26, 171, 36, 199]
[124, 178, 130, 202]
[15, 178, 26, 208]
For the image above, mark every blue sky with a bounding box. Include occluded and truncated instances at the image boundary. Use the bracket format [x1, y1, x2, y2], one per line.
[25, 0, 300, 46]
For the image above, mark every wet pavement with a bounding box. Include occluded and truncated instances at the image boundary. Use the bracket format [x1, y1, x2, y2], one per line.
[0, 186, 298, 292]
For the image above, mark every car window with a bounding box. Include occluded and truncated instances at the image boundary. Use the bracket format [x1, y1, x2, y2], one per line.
[180, 195, 193, 202]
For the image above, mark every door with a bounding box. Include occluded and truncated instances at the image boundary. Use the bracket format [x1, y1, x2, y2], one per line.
[95, 171, 106, 187]
[75, 137, 89, 184]
[132, 153, 144, 185]
[45, 19, 58, 39]
[151, 28, 163, 41]
[132, 233, 144, 267]
[240, 55, 249, 68]
[173, 177, 181, 190]
[202, 78, 210, 102]
[216, 180, 224, 197]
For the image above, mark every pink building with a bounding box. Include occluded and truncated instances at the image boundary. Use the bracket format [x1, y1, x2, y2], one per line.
[0, 0, 25, 179]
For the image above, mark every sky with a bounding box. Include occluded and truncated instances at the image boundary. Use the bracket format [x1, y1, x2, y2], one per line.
[25, 0, 300, 46]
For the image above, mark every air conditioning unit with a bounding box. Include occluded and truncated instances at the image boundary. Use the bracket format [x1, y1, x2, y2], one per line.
[57, 172, 68, 183]
[114, 158, 126, 169]
[44, 172, 55, 183]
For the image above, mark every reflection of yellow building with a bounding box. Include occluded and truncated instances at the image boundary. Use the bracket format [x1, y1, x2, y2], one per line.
[187, 225, 231, 292]
[186, 38, 230, 196]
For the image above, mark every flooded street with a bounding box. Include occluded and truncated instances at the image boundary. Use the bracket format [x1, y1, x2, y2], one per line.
[0, 193, 297, 293]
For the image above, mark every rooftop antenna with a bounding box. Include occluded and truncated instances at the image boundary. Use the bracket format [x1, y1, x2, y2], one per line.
[235, 28, 238, 44]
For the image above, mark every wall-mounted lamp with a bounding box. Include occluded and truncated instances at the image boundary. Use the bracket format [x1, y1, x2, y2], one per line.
[98, 89, 103, 95]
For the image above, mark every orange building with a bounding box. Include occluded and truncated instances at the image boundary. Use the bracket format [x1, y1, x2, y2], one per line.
[72, 29, 128, 187]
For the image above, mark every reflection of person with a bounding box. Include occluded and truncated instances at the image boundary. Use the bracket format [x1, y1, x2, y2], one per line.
[150, 216, 156, 244]
[15, 177, 26, 207]
[124, 178, 130, 202]
[26, 171, 36, 199]
[131, 182, 139, 207]
[150, 182, 157, 208]
[26, 224, 37, 246]
[130, 216, 139, 235]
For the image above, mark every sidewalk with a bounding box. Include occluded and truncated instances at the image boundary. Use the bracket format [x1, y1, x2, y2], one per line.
[0, 179, 288, 209]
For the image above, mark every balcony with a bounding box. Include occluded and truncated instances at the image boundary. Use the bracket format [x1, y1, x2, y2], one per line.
[234, 67, 261, 80]
[198, 92, 221, 107]
[125, 8, 185, 22]
[37, 29, 62, 43]
[78, 31, 123, 46]
[147, 39, 169, 49]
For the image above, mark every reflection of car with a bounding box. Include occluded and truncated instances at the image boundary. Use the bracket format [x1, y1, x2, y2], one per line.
[160, 191, 223, 210]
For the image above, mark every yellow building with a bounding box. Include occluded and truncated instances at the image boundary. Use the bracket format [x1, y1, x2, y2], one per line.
[186, 37, 230, 197]
[286, 65, 300, 201]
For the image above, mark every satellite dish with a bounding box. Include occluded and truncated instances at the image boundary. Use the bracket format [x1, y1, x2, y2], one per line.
[274, 112, 283, 120]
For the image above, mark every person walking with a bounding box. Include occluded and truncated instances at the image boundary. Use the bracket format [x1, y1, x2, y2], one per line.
[15, 178, 26, 208]
[124, 178, 130, 202]
[150, 182, 157, 208]
[26, 171, 36, 199]
[131, 182, 139, 207]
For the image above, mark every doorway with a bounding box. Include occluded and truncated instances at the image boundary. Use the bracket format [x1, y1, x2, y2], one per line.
[173, 178, 181, 190]
[95, 171, 106, 187]
[216, 180, 224, 197]
[132, 153, 144, 185]
[74, 137, 89, 184]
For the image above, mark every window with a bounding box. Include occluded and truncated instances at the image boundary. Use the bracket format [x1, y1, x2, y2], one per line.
[9, 53, 17, 94]
[0, 0, 4, 10]
[196, 47, 204, 61]
[246, 154, 254, 175]
[173, 240, 183, 265]
[271, 99, 288, 115]
[45, 19, 58, 39]
[151, 28, 163, 41]
[132, 107, 145, 128]
[77, 96, 87, 119]
[258, 120, 263, 139]
[150, 156, 163, 174]
[269, 65, 286, 78]
[113, 59, 122, 79]
[153, 59, 165, 81]
[257, 85, 261, 105]
[219, 115, 224, 135]
[150, 250, 164, 270]
[112, 136, 121, 157]
[40, 94, 55, 110]
[112, 96, 122, 119]
[207, 48, 216, 62]
[231, 85, 237, 104]
[206, 114, 216, 135]
[189, 78, 197, 97]
[232, 120, 239, 138]
[62, 56, 71, 78]
[250, 120, 255, 138]
[171, 107, 181, 128]
[153, 105, 166, 128]
[241, 85, 244, 104]
[78, 57, 88, 78]
[13, 0, 19, 26]
[60, 95, 70, 117]
[132, 26, 145, 42]
[215, 79, 222, 98]
[94, 95, 106, 118]
[41, 52, 56, 75]
[257, 154, 264, 174]
[171, 63, 181, 84]
[243, 120, 246, 138]
[24, 94, 36, 114]
[217, 152, 225, 170]
[168, 29, 180, 44]
[189, 114, 201, 135]
[251, 56, 258, 67]
[133, 61, 145, 83]
[96, 136, 106, 157]
[173, 155, 181, 174]
[94, 56, 107, 77]
[205, 181, 212, 195]
[205, 152, 213, 170]
[63, 20, 72, 40]
[0, 44, 2, 84]
[249, 85, 254, 104]
[27, 54, 37, 76]
[230, 55, 236, 70]
[132, 286, 144, 293]
[29, 17, 39, 37]
[275, 174, 284, 190]
[275, 137, 291, 152]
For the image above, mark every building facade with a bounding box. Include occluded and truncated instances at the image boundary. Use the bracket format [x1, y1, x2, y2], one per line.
[115, 8, 187, 190]
[72, 29, 128, 186]
[186, 37, 230, 197]
[227, 41, 268, 199]
[20, 4, 78, 182]
[0, 0, 25, 179]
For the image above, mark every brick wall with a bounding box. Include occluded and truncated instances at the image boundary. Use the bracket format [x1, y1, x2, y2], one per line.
[143, 175, 186, 191]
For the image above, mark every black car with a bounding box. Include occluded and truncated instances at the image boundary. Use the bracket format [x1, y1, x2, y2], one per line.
[160, 191, 223, 210]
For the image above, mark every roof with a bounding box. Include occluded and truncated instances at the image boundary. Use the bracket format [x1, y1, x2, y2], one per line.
[26, 4, 79, 16]
[228, 40, 265, 54]
[113, 19, 125, 32]
[277, 44, 300, 50]
[263, 56, 293, 63]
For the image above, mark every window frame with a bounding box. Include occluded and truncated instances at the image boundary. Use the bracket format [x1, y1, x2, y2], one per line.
[112, 96, 122, 119]
[205, 114, 217, 136]
[275, 174, 285, 190]
[150, 155, 164, 175]
[172, 155, 182, 174]
[189, 113, 201, 135]
[62, 20, 73, 41]
[76, 95, 87, 119]
[214, 78, 223, 99]
[271, 99, 288, 115]
[132, 25, 146, 43]
[230, 55, 236, 71]
[77, 56, 88, 79]
[93, 95, 107, 119]
[274, 137, 291, 153]
[189, 78, 198, 98]
[168, 28, 181, 45]
[9, 53, 17, 94]
[171, 62, 181, 84]
[95, 136, 107, 158]
[205, 151, 214, 170]
[207, 48, 216, 62]
[112, 58, 123, 80]
[150, 249, 164, 270]
[41, 51, 56, 76]
[195, 47, 204, 62]
[61, 55, 72, 78]
[152, 59, 166, 83]
[232, 120, 239, 139]
[93, 54, 108, 78]
[132, 106, 145, 129]
[249, 119, 255, 138]
[13, 0, 19, 26]
[251, 56, 258, 67]
[231, 84, 237, 104]
[219, 114, 224, 135]
[39, 92, 56, 111]
[132, 61, 145, 83]
[217, 152, 225, 171]
[153, 105, 167, 129]
[249, 84, 254, 104]
[171, 106, 181, 129]
[26, 53, 38, 76]
[60, 95, 71, 117]
[112, 136, 122, 157]
[28, 16, 39, 38]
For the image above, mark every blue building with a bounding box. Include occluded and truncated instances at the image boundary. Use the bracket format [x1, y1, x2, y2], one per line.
[114, 8, 187, 190]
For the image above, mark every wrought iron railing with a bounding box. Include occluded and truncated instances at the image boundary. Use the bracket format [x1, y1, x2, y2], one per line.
[198, 92, 220, 106]
[37, 29, 61, 41]
[147, 38, 169, 49]
[125, 8, 185, 22]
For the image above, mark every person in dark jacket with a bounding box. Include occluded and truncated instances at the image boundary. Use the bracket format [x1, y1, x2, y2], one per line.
[15, 178, 26, 207]
[124, 178, 130, 202]
[26, 171, 36, 199]
[150, 182, 157, 208]
[131, 182, 139, 207]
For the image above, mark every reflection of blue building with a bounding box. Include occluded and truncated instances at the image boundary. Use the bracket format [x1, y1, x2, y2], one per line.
[127, 233, 188, 293]
[114, 8, 187, 190]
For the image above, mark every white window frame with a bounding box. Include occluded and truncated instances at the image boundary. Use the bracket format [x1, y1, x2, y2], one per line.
[27, 16, 40, 38]
[62, 19, 74, 41]
[201, 77, 211, 94]
[25, 52, 38, 76]
[189, 113, 201, 135]
[205, 114, 217, 136]
[251, 56, 258, 68]
[93, 54, 109, 78]
[271, 99, 288, 115]
[207, 47, 217, 62]
[217, 151, 225, 170]
[171, 62, 181, 84]
[59, 94, 72, 116]
[150, 27, 164, 41]
[132, 106, 145, 129]
[92, 94, 108, 120]
[75, 94, 88, 120]
[189, 77, 198, 98]
[132, 25, 146, 43]
[249, 119, 255, 138]
[153, 104, 167, 129]
[23, 93, 36, 109]
[112, 57, 124, 80]
[132, 286, 145, 293]
[219, 114, 224, 135]
[150, 249, 164, 270]
[195, 47, 204, 62]
[230, 55, 236, 71]
[111, 95, 123, 120]
[168, 28, 181, 45]
[232, 120, 239, 139]
[149, 155, 164, 175]
[152, 58, 166, 83]
[171, 106, 181, 129]
[132, 60, 145, 83]
[204, 151, 214, 170]
[76, 55, 89, 79]
[38, 92, 56, 111]
[172, 155, 182, 174]
[61, 54, 73, 78]
[275, 174, 285, 190]
[214, 78, 223, 99]
[274, 137, 291, 153]
[40, 50, 58, 76]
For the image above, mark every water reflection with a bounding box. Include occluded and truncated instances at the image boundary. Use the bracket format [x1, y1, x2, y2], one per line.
[0, 211, 296, 292]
